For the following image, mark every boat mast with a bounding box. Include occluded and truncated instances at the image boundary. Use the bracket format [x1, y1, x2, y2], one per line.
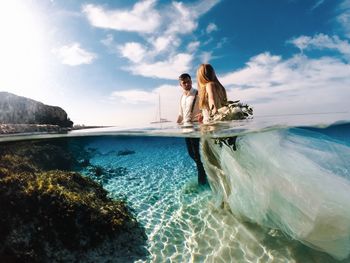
[158, 94, 161, 122]
[150, 93, 170, 124]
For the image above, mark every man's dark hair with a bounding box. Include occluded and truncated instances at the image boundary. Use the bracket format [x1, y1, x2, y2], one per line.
[178, 73, 191, 80]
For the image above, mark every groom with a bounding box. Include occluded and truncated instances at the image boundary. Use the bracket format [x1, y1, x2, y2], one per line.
[177, 73, 207, 185]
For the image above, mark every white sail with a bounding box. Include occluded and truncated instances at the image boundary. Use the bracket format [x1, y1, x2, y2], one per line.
[151, 94, 171, 124]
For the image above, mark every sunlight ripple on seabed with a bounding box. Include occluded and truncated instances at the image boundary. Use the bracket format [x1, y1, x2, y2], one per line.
[73, 122, 350, 262]
[1, 115, 349, 262]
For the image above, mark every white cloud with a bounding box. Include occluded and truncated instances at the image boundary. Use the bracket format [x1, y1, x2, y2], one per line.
[206, 23, 218, 34]
[215, 37, 228, 49]
[199, 51, 213, 63]
[221, 54, 285, 88]
[126, 53, 193, 79]
[311, 0, 325, 10]
[83, 0, 221, 79]
[289, 34, 350, 59]
[165, 2, 198, 36]
[162, 0, 220, 36]
[113, 85, 180, 106]
[187, 41, 200, 52]
[106, 47, 350, 125]
[52, 43, 97, 66]
[119, 42, 146, 63]
[150, 35, 176, 53]
[101, 34, 114, 47]
[337, 0, 350, 39]
[220, 52, 350, 116]
[193, 0, 221, 16]
[82, 0, 161, 33]
[161, 0, 221, 39]
[288, 35, 310, 51]
[111, 89, 157, 104]
[108, 84, 181, 125]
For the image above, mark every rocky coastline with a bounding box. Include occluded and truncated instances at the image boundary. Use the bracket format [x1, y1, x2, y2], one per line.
[0, 123, 69, 135]
[0, 92, 73, 135]
[0, 92, 73, 128]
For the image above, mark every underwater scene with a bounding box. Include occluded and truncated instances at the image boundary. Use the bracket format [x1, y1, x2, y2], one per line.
[1, 117, 350, 263]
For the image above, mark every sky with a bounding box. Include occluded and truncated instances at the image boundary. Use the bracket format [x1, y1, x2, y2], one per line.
[0, 0, 350, 127]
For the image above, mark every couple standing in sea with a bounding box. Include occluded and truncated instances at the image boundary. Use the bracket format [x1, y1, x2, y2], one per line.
[176, 63, 228, 185]
[176, 64, 350, 261]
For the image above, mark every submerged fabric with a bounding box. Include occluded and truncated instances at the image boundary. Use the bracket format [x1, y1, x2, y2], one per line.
[201, 128, 350, 260]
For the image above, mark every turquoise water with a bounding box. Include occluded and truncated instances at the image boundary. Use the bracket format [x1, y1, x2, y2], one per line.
[1, 114, 350, 262]
[72, 122, 349, 262]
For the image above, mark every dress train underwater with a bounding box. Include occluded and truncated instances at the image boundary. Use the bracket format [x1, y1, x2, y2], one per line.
[201, 128, 350, 260]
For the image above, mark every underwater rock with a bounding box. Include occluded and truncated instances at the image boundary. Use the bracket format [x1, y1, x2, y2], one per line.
[117, 149, 136, 156]
[107, 167, 128, 176]
[93, 165, 104, 177]
[0, 141, 148, 262]
[77, 158, 90, 167]
[0, 140, 76, 171]
[87, 147, 98, 154]
[0, 92, 73, 128]
[65, 140, 96, 170]
[86, 165, 129, 184]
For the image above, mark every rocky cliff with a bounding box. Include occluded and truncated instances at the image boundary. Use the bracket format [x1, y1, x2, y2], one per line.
[0, 92, 73, 127]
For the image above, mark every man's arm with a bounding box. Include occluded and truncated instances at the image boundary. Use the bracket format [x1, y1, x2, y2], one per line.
[177, 97, 183, 124]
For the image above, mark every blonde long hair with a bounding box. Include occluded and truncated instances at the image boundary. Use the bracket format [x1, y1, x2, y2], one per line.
[196, 64, 227, 110]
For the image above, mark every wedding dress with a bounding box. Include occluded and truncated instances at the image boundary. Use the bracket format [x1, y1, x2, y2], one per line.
[201, 127, 350, 260]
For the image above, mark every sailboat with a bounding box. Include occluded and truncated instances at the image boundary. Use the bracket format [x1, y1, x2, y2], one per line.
[150, 94, 171, 124]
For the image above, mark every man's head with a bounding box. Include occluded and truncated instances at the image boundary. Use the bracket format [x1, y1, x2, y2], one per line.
[179, 73, 192, 91]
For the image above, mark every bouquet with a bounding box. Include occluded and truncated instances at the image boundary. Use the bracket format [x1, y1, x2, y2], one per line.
[210, 100, 253, 121]
[209, 100, 253, 151]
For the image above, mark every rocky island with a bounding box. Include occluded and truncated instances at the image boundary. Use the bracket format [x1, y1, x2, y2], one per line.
[0, 92, 73, 134]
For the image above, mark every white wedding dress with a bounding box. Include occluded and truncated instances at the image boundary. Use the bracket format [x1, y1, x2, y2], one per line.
[201, 128, 350, 260]
[202, 108, 211, 124]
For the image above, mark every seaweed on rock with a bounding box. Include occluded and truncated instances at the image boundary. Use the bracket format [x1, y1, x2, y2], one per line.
[0, 140, 148, 262]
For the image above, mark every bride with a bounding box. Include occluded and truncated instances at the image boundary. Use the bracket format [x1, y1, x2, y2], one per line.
[197, 64, 227, 124]
[196, 63, 350, 260]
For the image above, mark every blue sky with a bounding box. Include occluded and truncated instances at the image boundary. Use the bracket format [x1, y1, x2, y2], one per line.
[0, 0, 349, 126]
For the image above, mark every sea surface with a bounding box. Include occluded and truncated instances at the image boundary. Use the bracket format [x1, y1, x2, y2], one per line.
[1, 113, 350, 262]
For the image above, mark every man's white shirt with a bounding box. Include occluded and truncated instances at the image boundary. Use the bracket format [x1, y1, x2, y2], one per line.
[179, 88, 197, 126]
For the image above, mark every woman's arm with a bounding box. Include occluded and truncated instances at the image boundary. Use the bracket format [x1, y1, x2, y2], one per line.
[206, 82, 217, 113]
